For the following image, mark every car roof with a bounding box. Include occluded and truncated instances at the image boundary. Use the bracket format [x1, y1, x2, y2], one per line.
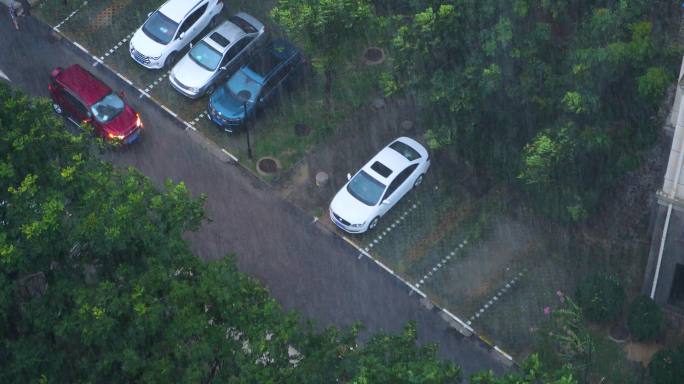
[204, 20, 246, 52]
[245, 39, 299, 78]
[158, 0, 204, 23]
[361, 137, 427, 182]
[55, 64, 111, 105]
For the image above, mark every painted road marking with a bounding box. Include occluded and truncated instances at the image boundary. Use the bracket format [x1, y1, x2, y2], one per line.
[54, 1, 89, 30]
[144, 70, 171, 93]
[100, 32, 134, 62]
[415, 239, 468, 289]
[467, 269, 527, 325]
[364, 200, 421, 250]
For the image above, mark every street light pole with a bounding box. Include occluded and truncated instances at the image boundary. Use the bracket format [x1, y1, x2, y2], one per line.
[243, 101, 253, 159]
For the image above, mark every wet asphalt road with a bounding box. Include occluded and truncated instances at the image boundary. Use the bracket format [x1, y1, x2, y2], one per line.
[0, 11, 507, 378]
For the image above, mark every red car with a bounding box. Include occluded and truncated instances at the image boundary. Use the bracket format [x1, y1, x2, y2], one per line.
[48, 64, 142, 144]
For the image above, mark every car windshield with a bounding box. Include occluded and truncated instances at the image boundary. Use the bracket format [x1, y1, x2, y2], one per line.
[390, 141, 421, 161]
[90, 93, 125, 123]
[142, 11, 177, 45]
[347, 170, 386, 206]
[189, 41, 223, 71]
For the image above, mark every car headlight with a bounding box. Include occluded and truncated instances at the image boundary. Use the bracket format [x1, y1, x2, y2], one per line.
[135, 113, 143, 128]
[108, 132, 125, 140]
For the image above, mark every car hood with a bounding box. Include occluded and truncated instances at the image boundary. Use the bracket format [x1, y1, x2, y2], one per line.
[102, 104, 137, 136]
[130, 29, 165, 58]
[329, 186, 377, 226]
[210, 86, 250, 118]
[172, 55, 215, 88]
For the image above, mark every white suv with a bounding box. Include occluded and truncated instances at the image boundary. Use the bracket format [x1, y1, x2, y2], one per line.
[129, 0, 224, 69]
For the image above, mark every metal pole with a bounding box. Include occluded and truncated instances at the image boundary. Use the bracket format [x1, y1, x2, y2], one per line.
[244, 101, 252, 159]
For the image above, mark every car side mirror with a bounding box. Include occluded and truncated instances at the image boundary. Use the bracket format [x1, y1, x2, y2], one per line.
[189, 42, 193, 48]
[118, 90, 125, 99]
[179, 32, 185, 40]
[148, 12, 152, 17]
[258, 97, 265, 104]
[219, 66, 227, 71]
[382, 198, 391, 205]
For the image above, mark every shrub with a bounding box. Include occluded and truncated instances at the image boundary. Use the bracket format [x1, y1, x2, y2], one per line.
[649, 344, 684, 384]
[575, 274, 625, 323]
[627, 295, 663, 342]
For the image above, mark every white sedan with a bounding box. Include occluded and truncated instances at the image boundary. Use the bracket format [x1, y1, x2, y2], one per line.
[329, 137, 430, 234]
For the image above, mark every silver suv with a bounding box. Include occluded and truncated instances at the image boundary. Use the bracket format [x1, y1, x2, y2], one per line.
[169, 13, 266, 98]
[129, 0, 224, 69]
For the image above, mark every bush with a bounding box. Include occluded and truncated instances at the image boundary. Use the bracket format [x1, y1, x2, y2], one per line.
[627, 295, 663, 342]
[575, 274, 625, 324]
[649, 344, 684, 384]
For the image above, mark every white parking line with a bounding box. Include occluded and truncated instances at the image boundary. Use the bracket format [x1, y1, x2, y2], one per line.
[54, 1, 89, 30]
[100, 32, 134, 62]
[467, 270, 526, 326]
[364, 201, 421, 252]
[144, 70, 171, 93]
[415, 239, 468, 288]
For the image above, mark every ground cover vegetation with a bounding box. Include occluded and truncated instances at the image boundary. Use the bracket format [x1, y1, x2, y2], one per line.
[0, 84, 467, 382]
[381, 0, 680, 222]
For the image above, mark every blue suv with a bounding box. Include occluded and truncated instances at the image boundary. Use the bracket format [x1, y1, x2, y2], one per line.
[207, 39, 304, 132]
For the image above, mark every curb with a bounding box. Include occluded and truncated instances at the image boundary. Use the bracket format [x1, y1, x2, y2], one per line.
[339, 231, 515, 367]
[50, 26, 241, 166]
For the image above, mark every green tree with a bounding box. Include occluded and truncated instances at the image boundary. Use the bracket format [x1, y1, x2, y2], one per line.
[627, 295, 663, 342]
[389, 0, 679, 221]
[271, 0, 373, 105]
[471, 354, 576, 384]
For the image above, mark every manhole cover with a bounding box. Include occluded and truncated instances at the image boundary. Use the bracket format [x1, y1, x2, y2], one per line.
[237, 90, 252, 102]
[363, 47, 385, 65]
[257, 157, 279, 174]
[294, 123, 311, 137]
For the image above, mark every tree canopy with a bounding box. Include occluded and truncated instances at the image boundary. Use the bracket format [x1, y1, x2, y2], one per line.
[387, 0, 679, 221]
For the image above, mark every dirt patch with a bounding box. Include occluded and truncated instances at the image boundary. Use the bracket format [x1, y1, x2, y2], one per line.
[87, 0, 133, 32]
[624, 342, 663, 367]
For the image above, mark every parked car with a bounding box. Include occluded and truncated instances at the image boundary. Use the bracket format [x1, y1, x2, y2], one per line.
[129, 0, 224, 69]
[207, 39, 303, 132]
[48, 64, 143, 144]
[329, 137, 430, 233]
[169, 12, 266, 99]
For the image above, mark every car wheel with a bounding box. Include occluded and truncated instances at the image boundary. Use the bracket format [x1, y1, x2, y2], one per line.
[206, 84, 216, 96]
[164, 52, 178, 68]
[368, 217, 380, 231]
[414, 174, 424, 188]
[52, 103, 63, 115]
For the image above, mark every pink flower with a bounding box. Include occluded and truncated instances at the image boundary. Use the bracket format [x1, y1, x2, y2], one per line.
[556, 290, 565, 303]
[543, 306, 551, 315]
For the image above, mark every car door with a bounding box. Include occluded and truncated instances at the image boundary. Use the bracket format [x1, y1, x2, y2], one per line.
[259, 63, 291, 106]
[176, 2, 207, 45]
[378, 164, 418, 215]
[60, 90, 89, 122]
[221, 36, 252, 75]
